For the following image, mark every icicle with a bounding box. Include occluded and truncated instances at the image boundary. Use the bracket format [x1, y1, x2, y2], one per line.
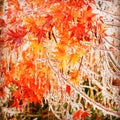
[92, 105, 96, 111]
[18, 46, 23, 62]
[6, 48, 11, 71]
[34, 61, 37, 85]
[85, 99, 88, 109]
[38, 78, 40, 89]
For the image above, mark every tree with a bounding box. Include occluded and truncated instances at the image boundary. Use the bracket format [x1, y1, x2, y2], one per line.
[0, 0, 120, 119]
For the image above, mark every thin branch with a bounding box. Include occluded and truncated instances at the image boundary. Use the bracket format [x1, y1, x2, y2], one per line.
[78, 56, 83, 71]
[2, 107, 21, 114]
[52, 30, 57, 43]
[107, 35, 120, 41]
[107, 52, 120, 72]
[46, 52, 120, 118]
[104, 53, 120, 78]
[103, 38, 120, 50]
[105, 23, 120, 27]
[96, 8, 120, 21]
[60, 74, 120, 118]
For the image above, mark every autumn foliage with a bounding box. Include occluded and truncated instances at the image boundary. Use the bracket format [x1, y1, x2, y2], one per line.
[0, 0, 120, 119]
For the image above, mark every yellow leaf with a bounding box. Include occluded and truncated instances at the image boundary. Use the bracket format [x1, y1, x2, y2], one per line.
[61, 55, 69, 71]
[30, 40, 43, 55]
[69, 53, 80, 66]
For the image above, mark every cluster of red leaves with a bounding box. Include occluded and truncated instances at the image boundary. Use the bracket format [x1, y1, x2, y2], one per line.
[2, 52, 51, 108]
[1, 0, 101, 48]
[5, 26, 27, 48]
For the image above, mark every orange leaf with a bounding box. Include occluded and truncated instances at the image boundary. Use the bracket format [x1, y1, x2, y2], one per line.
[69, 69, 80, 84]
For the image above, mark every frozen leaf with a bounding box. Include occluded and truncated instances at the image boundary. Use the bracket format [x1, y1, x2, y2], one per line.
[66, 84, 71, 96]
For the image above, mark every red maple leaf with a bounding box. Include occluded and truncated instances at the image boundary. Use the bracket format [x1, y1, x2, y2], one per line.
[0, 18, 5, 27]
[73, 109, 83, 120]
[5, 26, 26, 48]
[81, 110, 91, 119]
[67, 0, 87, 8]
[73, 109, 91, 120]
[35, 28, 46, 43]
[70, 24, 85, 41]
[0, 86, 6, 98]
[66, 84, 71, 96]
